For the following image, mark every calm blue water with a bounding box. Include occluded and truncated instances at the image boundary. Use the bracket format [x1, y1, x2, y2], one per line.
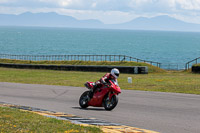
[1, 26, 200, 69]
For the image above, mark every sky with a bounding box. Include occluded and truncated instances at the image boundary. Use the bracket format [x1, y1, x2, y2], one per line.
[0, 0, 200, 24]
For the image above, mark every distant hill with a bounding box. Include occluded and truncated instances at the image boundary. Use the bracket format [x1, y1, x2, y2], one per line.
[0, 12, 104, 28]
[1, 12, 200, 32]
[110, 15, 200, 32]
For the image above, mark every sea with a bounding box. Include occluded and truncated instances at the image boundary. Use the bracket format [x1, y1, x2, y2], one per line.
[0, 26, 200, 70]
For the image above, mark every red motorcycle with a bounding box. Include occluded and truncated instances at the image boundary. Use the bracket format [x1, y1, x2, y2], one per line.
[79, 80, 121, 111]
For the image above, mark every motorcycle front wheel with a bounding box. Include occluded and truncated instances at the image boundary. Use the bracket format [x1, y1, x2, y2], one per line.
[79, 91, 90, 108]
[103, 95, 118, 111]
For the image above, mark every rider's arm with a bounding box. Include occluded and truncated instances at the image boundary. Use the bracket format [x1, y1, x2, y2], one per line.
[115, 79, 119, 86]
[100, 73, 110, 84]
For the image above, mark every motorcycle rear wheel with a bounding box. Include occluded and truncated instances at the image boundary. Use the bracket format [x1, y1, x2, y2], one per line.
[79, 91, 90, 108]
[103, 95, 118, 111]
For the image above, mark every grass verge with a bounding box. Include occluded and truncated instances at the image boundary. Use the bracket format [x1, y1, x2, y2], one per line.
[0, 67, 199, 95]
[0, 106, 102, 133]
[0, 59, 165, 73]
[193, 63, 200, 67]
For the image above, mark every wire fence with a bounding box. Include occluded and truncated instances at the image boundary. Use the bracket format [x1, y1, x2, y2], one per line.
[185, 57, 200, 70]
[0, 54, 161, 68]
[160, 63, 186, 70]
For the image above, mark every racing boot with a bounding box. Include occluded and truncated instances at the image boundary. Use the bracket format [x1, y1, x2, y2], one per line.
[84, 82, 95, 98]
[89, 83, 98, 98]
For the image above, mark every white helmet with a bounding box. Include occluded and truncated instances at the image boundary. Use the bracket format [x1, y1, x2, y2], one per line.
[111, 68, 120, 79]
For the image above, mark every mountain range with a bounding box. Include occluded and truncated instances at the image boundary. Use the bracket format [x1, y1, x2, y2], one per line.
[1, 12, 200, 32]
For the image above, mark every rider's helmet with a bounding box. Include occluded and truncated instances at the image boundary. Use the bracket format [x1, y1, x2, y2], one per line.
[111, 68, 120, 79]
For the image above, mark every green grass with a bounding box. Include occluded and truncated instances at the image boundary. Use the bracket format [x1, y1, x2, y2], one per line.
[0, 106, 102, 133]
[193, 63, 200, 67]
[0, 59, 165, 73]
[0, 67, 200, 94]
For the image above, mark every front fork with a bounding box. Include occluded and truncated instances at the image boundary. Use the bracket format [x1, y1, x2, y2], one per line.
[108, 91, 117, 100]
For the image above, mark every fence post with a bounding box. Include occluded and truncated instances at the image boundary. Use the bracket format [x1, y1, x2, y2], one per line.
[59, 55, 61, 61]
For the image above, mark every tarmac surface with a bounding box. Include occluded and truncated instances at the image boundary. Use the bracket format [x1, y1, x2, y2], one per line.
[0, 82, 200, 133]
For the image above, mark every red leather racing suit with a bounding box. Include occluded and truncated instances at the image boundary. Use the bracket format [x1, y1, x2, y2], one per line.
[94, 73, 117, 88]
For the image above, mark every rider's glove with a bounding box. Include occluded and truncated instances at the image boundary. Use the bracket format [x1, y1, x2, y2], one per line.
[102, 81, 107, 85]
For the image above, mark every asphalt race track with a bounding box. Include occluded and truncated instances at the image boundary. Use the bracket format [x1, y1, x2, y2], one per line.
[0, 82, 200, 133]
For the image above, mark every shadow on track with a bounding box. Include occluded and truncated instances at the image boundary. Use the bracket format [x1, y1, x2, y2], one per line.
[72, 107, 106, 111]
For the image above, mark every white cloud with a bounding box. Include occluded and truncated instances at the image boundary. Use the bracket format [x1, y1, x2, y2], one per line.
[39, 0, 79, 7]
[0, 0, 9, 3]
[175, 0, 200, 10]
[0, 0, 17, 4]
[91, 2, 97, 8]
[0, 0, 200, 24]
[1, 0, 200, 11]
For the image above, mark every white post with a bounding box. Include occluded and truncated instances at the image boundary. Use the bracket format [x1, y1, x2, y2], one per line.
[128, 77, 132, 83]
[134, 67, 138, 74]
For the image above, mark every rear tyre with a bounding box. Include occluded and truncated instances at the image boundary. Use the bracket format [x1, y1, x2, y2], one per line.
[79, 91, 90, 108]
[103, 95, 118, 111]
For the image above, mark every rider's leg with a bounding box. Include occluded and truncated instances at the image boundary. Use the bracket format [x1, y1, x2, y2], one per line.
[93, 81, 101, 92]
[89, 81, 101, 98]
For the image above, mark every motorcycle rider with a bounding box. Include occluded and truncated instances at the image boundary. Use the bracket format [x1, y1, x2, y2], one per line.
[85, 68, 120, 98]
